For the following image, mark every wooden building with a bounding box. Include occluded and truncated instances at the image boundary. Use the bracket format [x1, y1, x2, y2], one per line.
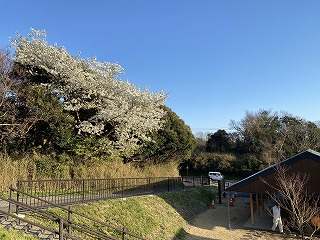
[226, 149, 320, 225]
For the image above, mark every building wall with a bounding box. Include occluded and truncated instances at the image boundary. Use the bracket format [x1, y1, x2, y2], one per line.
[236, 157, 320, 195]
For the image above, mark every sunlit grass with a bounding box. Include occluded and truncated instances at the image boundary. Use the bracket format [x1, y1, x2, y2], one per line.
[24, 186, 217, 239]
[0, 228, 36, 240]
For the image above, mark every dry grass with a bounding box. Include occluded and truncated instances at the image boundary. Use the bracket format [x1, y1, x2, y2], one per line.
[72, 159, 180, 179]
[0, 154, 35, 191]
[0, 154, 181, 191]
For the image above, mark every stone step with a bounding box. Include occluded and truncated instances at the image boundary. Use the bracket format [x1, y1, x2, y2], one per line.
[0, 215, 60, 240]
[2, 218, 19, 229]
[13, 221, 60, 240]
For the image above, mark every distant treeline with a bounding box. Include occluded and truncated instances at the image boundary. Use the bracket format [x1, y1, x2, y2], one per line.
[183, 109, 320, 177]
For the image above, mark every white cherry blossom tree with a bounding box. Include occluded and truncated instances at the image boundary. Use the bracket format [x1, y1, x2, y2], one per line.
[11, 29, 167, 157]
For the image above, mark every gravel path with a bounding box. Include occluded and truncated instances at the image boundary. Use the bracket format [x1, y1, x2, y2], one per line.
[183, 197, 310, 240]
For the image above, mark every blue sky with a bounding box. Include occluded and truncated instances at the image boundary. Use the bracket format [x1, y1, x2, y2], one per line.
[1, 0, 320, 133]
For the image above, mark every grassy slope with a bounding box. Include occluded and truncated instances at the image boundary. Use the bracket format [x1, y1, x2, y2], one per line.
[68, 186, 217, 239]
[0, 186, 217, 240]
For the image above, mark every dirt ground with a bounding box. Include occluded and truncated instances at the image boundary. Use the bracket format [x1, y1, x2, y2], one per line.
[183, 197, 319, 240]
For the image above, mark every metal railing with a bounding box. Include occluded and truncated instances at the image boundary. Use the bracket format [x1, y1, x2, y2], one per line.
[0, 208, 81, 240]
[0, 196, 101, 240]
[8, 186, 146, 240]
[5, 176, 213, 239]
[16, 177, 184, 206]
[181, 176, 211, 187]
[0, 176, 220, 239]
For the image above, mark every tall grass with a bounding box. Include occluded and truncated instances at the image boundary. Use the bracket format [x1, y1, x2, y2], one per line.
[0, 154, 35, 191]
[0, 153, 180, 191]
[72, 159, 180, 179]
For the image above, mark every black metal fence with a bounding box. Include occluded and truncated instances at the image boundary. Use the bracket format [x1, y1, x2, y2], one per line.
[2, 176, 225, 239]
[181, 176, 211, 187]
[16, 177, 186, 206]
[7, 186, 146, 240]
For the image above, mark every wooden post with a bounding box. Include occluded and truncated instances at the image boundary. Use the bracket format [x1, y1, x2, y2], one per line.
[250, 193, 254, 225]
[256, 193, 260, 216]
[261, 193, 264, 210]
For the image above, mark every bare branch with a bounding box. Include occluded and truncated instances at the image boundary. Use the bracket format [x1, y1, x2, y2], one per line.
[261, 165, 320, 239]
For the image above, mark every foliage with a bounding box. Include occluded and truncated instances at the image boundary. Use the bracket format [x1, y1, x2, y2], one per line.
[138, 106, 195, 164]
[0, 48, 40, 153]
[193, 136, 206, 155]
[230, 109, 284, 164]
[0, 47, 77, 155]
[190, 109, 320, 177]
[184, 152, 237, 175]
[206, 129, 233, 153]
[231, 154, 264, 176]
[33, 154, 71, 179]
[230, 109, 320, 164]
[19, 85, 76, 154]
[280, 116, 320, 158]
[11, 29, 167, 158]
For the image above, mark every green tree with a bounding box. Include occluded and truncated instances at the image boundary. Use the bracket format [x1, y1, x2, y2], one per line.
[138, 106, 195, 164]
[206, 129, 233, 153]
[0, 48, 68, 154]
[21, 85, 76, 154]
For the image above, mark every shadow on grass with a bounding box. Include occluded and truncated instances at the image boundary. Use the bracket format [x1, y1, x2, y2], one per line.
[158, 186, 217, 224]
[172, 228, 214, 240]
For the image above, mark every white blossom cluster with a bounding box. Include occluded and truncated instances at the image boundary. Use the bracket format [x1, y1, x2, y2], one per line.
[11, 29, 167, 155]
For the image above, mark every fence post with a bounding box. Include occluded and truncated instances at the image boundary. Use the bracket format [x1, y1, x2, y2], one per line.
[148, 177, 151, 193]
[181, 177, 185, 190]
[16, 181, 21, 215]
[8, 184, 13, 213]
[59, 218, 64, 240]
[150, 177, 154, 193]
[122, 227, 126, 240]
[82, 179, 85, 202]
[218, 180, 222, 204]
[68, 206, 72, 235]
[122, 178, 124, 198]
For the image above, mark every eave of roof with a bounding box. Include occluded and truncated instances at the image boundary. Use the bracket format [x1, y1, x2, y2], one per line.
[225, 149, 320, 192]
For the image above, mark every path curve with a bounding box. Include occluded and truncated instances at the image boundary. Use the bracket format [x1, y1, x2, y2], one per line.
[183, 197, 290, 240]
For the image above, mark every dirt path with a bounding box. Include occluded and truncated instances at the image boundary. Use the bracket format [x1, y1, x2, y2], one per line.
[183, 197, 307, 240]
